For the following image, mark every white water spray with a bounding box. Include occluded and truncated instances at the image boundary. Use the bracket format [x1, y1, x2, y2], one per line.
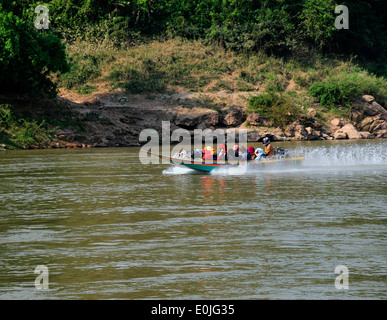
[292, 143, 387, 167]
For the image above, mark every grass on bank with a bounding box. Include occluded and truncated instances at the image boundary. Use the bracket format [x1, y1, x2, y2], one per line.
[56, 38, 386, 127]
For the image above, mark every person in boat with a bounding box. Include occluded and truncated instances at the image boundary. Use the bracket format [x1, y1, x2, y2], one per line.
[241, 146, 254, 160]
[228, 144, 240, 158]
[180, 148, 188, 158]
[227, 144, 240, 161]
[255, 148, 265, 160]
[192, 148, 203, 159]
[174, 148, 187, 158]
[240, 146, 247, 160]
[247, 146, 256, 160]
[217, 144, 227, 161]
[262, 137, 275, 158]
[233, 145, 240, 157]
[203, 146, 215, 161]
[211, 146, 217, 160]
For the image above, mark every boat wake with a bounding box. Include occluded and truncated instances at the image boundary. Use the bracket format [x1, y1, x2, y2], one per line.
[162, 166, 196, 175]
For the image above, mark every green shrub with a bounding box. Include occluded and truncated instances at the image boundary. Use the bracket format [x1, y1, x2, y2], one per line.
[0, 104, 54, 149]
[247, 92, 299, 129]
[0, 104, 15, 128]
[308, 72, 387, 108]
[248, 93, 277, 114]
[308, 81, 342, 107]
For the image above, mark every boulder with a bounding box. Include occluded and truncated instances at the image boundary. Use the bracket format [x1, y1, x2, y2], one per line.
[223, 106, 246, 127]
[359, 116, 380, 132]
[365, 101, 387, 118]
[305, 127, 322, 140]
[247, 128, 289, 142]
[246, 112, 261, 126]
[307, 108, 317, 117]
[351, 108, 365, 122]
[245, 112, 272, 127]
[333, 130, 348, 139]
[247, 131, 260, 142]
[358, 131, 373, 139]
[105, 130, 116, 140]
[375, 130, 387, 138]
[175, 110, 220, 130]
[174, 114, 200, 129]
[294, 126, 308, 140]
[362, 95, 374, 103]
[359, 117, 387, 139]
[340, 123, 362, 139]
[318, 127, 333, 140]
[298, 114, 322, 129]
[285, 120, 308, 140]
[352, 96, 387, 120]
[200, 111, 221, 129]
[330, 118, 343, 127]
[372, 119, 387, 131]
[271, 128, 287, 141]
[323, 134, 334, 140]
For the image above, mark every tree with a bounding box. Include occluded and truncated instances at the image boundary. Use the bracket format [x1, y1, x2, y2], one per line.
[0, 5, 68, 97]
[298, 0, 336, 50]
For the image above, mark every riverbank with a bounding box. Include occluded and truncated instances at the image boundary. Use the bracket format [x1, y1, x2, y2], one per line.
[1, 91, 386, 151]
[1, 39, 386, 150]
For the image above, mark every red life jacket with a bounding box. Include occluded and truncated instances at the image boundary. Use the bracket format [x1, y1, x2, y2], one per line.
[203, 150, 213, 160]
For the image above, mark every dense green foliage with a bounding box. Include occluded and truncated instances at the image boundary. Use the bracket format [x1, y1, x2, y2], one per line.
[0, 3, 68, 97]
[3, 1, 386, 64]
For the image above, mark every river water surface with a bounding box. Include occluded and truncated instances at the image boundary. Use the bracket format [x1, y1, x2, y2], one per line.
[0, 140, 386, 299]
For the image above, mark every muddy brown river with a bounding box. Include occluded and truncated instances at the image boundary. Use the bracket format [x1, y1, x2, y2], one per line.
[0, 139, 386, 299]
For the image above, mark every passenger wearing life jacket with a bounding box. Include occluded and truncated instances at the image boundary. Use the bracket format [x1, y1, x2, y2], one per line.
[247, 146, 256, 160]
[227, 144, 240, 161]
[240, 146, 247, 159]
[262, 137, 275, 158]
[193, 148, 203, 159]
[217, 144, 227, 161]
[232, 144, 240, 156]
[203, 146, 214, 161]
[255, 148, 265, 160]
[240, 146, 254, 160]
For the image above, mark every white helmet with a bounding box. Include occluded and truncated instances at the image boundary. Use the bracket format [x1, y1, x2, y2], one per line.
[255, 148, 264, 155]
